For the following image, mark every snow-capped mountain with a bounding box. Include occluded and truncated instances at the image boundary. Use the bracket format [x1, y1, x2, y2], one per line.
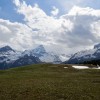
[59, 54, 72, 62]
[0, 46, 20, 63]
[11, 54, 41, 68]
[32, 45, 46, 57]
[22, 45, 62, 64]
[0, 46, 41, 69]
[0, 45, 67, 69]
[66, 43, 100, 64]
[0, 46, 14, 52]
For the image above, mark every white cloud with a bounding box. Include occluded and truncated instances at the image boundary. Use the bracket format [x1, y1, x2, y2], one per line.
[68, 6, 100, 16]
[91, 21, 100, 38]
[13, 0, 20, 6]
[0, 18, 34, 50]
[0, 24, 11, 33]
[0, 0, 100, 54]
[56, 0, 93, 12]
[14, 1, 61, 33]
[51, 6, 59, 16]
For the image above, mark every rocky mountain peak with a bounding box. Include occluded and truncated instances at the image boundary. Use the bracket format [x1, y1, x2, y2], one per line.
[94, 43, 100, 49]
[33, 45, 46, 54]
[0, 46, 14, 52]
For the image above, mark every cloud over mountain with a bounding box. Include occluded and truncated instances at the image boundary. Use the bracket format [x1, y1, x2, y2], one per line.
[51, 6, 59, 16]
[0, 0, 100, 54]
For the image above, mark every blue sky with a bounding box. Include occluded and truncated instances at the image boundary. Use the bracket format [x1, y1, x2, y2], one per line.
[0, 0, 58, 22]
[0, 0, 100, 54]
[0, 0, 23, 22]
[0, 0, 100, 22]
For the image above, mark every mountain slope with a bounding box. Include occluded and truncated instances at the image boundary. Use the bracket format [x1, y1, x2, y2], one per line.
[59, 54, 72, 62]
[0, 45, 63, 69]
[0, 46, 19, 63]
[0, 46, 41, 69]
[11, 54, 41, 68]
[0, 45, 72, 69]
[22, 45, 62, 64]
[66, 43, 100, 64]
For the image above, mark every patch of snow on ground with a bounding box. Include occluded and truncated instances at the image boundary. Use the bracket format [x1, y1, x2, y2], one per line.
[93, 65, 100, 69]
[72, 65, 89, 69]
[64, 67, 68, 69]
[92, 67, 100, 69]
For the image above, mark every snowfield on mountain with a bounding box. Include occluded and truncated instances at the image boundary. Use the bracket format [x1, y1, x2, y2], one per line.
[66, 43, 100, 64]
[0, 45, 69, 69]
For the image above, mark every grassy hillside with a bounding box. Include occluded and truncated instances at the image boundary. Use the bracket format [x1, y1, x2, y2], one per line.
[0, 64, 100, 100]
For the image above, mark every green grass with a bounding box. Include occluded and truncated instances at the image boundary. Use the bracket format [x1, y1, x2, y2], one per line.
[0, 64, 100, 100]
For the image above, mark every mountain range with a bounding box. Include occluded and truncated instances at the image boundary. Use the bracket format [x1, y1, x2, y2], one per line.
[66, 43, 100, 65]
[0, 45, 69, 69]
[1, 43, 100, 69]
